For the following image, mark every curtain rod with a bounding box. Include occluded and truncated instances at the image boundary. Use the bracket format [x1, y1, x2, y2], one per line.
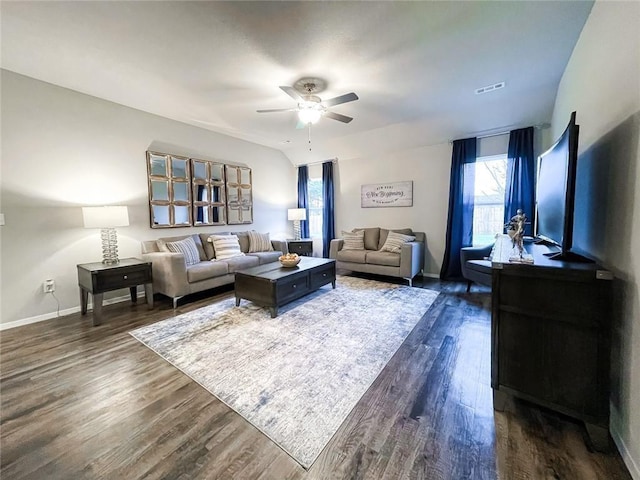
[296, 158, 338, 168]
[449, 122, 550, 143]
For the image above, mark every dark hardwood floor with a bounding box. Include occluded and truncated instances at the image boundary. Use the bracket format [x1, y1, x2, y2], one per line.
[0, 274, 631, 479]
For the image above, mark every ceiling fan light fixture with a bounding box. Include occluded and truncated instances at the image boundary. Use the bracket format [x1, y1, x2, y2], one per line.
[298, 105, 322, 125]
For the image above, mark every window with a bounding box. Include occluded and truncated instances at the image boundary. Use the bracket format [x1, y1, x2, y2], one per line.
[308, 177, 323, 239]
[472, 154, 507, 246]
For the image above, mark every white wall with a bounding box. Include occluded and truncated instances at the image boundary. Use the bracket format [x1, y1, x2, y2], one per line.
[552, 1, 640, 477]
[334, 142, 452, 276]
[0, 70, 296, 326]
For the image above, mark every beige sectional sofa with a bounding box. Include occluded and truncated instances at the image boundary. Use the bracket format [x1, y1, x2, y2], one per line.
[329, 227, 425, 286]
[141, 231, 286, 307]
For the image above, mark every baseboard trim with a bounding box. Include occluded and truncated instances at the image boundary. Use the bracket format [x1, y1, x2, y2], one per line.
[0, 292, 145, 331]
[611, 404, 640, 480]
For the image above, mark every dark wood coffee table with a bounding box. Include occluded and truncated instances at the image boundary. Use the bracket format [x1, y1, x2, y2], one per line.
[234, 257, 336, 317]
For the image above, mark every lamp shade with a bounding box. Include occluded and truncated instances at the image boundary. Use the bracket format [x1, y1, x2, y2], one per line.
[287, 208, 306, 221]
[82, 206, 129, 228]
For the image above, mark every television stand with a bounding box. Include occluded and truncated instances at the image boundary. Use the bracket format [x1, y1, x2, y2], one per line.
[490, 235, 612, 450]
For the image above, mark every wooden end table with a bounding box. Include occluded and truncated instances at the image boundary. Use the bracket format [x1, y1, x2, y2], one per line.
[77, 258, 153, 326]
[287, 238, 313, 256]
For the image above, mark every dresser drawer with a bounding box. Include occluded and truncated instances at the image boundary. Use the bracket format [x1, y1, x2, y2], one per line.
[94, 265, 152, 291]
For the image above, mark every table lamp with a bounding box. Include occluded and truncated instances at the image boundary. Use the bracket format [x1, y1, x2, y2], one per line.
[82, 206, 129, 264]
[287, 208, 306, 241]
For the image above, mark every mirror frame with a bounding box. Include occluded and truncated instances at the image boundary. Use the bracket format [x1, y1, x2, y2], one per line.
[191, 158, 227, 226]
[225, 165, 253, 225]
[147, 151, 193, 228]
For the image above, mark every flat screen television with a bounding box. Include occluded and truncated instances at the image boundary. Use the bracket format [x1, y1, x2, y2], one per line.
[535, 111, 592, 262]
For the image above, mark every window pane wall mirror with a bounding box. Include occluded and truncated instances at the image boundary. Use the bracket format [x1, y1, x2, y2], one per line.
[191, 158, 227, 226]
[147, 151, 193, 228]
[146, 151, 251, 228]
[225, 165, 253, 224]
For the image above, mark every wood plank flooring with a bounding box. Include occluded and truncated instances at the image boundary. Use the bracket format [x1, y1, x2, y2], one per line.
[0, 275, 632, 479]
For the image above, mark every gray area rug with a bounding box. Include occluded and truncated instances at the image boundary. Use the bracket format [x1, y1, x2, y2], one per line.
[130, 275, 439, 468]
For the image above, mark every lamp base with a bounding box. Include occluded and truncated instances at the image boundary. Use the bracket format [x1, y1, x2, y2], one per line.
[101, 228, 120, 264]
[293, 220, 302, 241]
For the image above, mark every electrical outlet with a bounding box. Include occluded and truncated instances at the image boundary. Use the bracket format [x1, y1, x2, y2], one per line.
[43, 279, 55, 293]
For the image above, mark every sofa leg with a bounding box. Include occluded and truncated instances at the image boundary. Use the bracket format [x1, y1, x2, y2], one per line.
[172, 296, 183, 309]
[466, 281, 472, 293]
[406, 278, 413, 287]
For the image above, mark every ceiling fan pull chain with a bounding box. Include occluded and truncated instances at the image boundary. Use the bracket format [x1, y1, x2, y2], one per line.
[308, 124, 312, 152]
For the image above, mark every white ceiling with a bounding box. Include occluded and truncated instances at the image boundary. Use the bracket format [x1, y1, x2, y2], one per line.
[1, 1, 594, 165]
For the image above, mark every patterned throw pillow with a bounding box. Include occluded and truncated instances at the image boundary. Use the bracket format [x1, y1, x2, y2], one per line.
[165, 237, 201, 266]
[208, 234, 245, 260]
[247, 231, 273, 253]
[380, 231, 416, 254]
[341, 230, 365, 251]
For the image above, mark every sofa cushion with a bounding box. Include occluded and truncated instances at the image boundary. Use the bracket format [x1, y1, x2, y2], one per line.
[247, 230, 274, 252]
[366, 251, 401, 267]
[199, 232, 229, 260]
[341, 230, 365, 250]
[187, 261, 229, 283]
[380, 231, 416, 254]
[158, 234, 207, 261]
[225, 255, 260, 272]
[247, 251, 282, 265]
[378, 228, 414, 250]
[165, 237, 201, 266]
[233, 231, 251, 253]
[354, 227, 380, 251]
[209, 234, 244, 260]
[336, 250, 367, 264]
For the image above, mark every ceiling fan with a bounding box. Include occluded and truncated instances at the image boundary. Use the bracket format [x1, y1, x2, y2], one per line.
[257, 78, 358, 127]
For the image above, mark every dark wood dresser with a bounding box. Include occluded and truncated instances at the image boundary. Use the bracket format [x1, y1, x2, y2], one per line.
[489, 236, 613, 449]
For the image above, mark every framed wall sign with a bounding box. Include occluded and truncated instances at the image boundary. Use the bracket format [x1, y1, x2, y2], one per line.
[361, 181, 413, 208]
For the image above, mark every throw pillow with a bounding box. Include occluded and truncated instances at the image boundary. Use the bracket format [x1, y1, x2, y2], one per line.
[165, 237, 201, 266]
[341, 230, 365, 250]
[380, 231, 416, 254]
[247, 231, 273, 253]
[208, 234, 245, 260]
[378, 228, 414, 250]
[158, 234, 207, 261]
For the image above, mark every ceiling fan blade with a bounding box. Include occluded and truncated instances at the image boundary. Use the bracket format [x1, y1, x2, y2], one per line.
[322, 92, 358, 107]
[324, 111, 353, 123]
[256, 108, 298, 113]
[280, 86, 303, 101]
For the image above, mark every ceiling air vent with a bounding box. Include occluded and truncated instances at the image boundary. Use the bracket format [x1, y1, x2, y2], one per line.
[475, 82, 505, 95]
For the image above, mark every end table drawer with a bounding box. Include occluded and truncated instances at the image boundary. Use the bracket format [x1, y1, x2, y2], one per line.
[95, 266, 152, 290]
[288, 241, 313, 255]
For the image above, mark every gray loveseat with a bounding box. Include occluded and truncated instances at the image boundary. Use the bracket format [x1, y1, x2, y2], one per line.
[141, 231, 286, 307]
[329, 227, 425, 286]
